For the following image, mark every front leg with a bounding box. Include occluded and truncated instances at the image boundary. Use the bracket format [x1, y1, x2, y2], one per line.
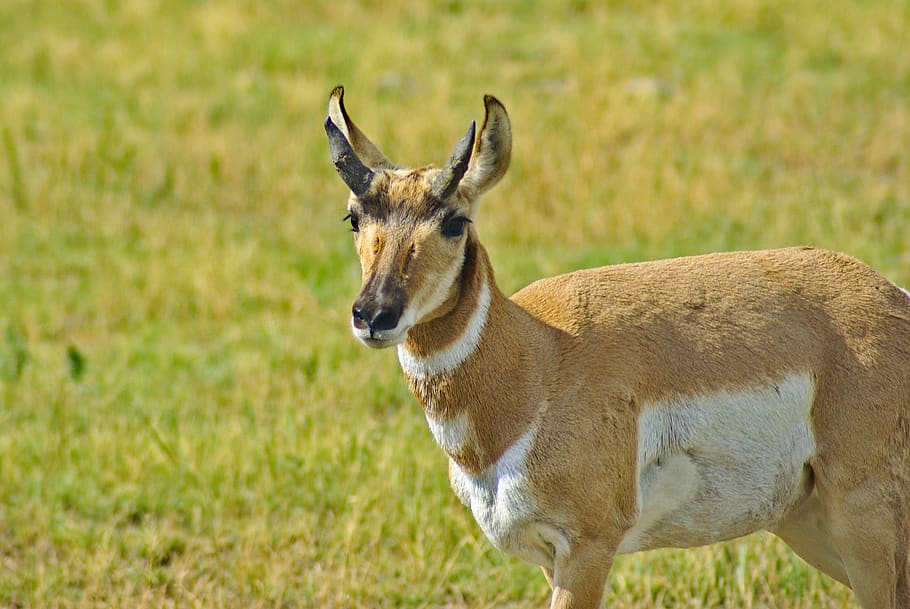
[548, 540, 615, 609]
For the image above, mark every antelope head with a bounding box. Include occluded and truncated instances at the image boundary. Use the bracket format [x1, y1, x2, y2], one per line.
[325, 87, 511, 348]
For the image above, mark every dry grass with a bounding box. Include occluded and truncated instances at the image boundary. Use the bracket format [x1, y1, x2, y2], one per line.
[1, 0, 908, 607]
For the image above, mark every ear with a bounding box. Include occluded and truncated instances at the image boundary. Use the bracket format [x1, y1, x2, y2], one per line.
[327, 86, 398, 170]
[458, 95, 511, 198]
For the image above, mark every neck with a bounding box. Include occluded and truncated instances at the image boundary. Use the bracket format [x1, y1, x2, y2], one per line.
[399, 235, 490, 374]
[397, 236, 545, 473]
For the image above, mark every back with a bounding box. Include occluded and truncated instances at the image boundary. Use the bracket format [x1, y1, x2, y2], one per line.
[512, 246, 910, 468]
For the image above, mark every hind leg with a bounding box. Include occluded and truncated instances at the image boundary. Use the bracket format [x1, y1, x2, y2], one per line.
[770, 490, 849, 586]
[819, 482, 910, 609]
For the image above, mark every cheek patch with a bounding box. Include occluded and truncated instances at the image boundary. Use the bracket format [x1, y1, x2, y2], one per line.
[417, 252, 462, 316]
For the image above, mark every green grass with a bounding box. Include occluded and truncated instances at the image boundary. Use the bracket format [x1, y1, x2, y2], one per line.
[1, 0, 908, 607]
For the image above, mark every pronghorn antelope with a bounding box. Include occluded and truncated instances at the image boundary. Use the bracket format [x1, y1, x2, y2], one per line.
[324, 86, 910, 609]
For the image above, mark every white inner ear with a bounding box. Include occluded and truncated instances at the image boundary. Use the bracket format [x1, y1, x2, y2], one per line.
[327, 103, 350, 140]
[460, 122, 509, 197]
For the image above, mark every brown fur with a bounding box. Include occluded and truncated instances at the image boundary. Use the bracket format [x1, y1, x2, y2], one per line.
[326, 87, 910, 609]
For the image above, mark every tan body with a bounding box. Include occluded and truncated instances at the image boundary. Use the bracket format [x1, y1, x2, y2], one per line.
[325, 87, 910, 608]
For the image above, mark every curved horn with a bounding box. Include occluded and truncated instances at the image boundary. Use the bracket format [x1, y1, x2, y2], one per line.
[327, 86, 398, 170]
[325, 117, 376, 197]
[432, 121, 476, 201]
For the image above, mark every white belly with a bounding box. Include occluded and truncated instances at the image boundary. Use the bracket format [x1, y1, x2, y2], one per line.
[617, 373, 817, 554]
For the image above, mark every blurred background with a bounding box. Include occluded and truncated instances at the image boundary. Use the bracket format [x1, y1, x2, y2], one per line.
[1, 1, 907, 607]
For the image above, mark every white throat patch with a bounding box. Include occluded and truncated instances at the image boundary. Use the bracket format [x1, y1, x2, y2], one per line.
[397, 277, 491, 379]
[425, 411, 470, 454]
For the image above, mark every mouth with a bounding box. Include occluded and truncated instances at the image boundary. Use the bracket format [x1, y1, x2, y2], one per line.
[359, 335, 398, 349]
[351, 319, 408, 349]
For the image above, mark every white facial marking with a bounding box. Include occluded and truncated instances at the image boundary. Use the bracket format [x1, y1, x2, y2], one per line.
[397, 277, 491, 378]
[425, 411, 469, 454]
[618, 373, 817, 554]
[412, 249, 464, 324]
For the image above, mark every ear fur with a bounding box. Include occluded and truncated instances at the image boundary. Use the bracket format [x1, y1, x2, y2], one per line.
[458, 95, 512, 198]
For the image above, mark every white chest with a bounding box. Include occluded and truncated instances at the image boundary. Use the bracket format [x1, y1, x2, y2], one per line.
[425, 412, 470, 455]
[618, 373, 817, 553]
[447, 427, 568, 568]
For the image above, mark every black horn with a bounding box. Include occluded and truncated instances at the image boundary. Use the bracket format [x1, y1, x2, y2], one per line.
[432, 121, 476, 201]
[325, 117, 376, 197]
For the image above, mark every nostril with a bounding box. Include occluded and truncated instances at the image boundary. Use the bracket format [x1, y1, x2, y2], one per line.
[352, 305, 370, 330]
[370, 307, 401, 332]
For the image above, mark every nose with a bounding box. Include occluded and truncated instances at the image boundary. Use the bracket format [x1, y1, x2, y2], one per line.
[352, 302, 403, 334]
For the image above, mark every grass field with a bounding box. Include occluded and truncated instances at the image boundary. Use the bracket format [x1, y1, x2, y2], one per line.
[1, 0, 908, 607]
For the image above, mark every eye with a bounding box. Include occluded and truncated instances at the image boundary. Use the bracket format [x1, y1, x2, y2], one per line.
[441, 216, 471, 238]
[343, 213, 360, 233]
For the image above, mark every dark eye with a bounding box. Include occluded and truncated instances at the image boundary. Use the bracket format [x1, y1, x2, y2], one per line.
[441, 216, 471, 238]
[343, 213, 360, 233]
